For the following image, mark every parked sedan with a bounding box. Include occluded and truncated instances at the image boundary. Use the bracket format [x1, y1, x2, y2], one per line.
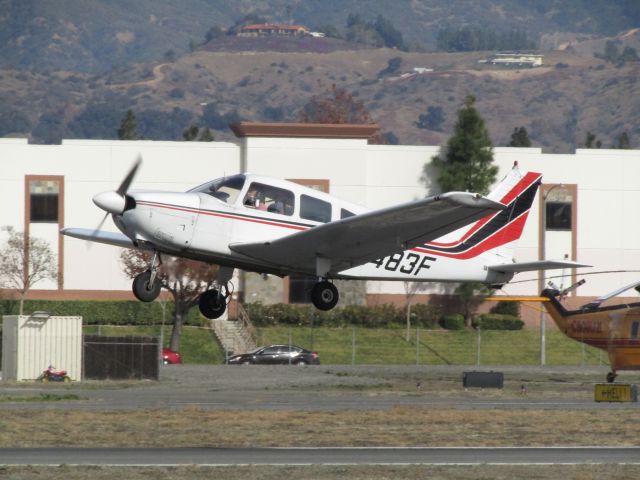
[226, 345, 320, 365]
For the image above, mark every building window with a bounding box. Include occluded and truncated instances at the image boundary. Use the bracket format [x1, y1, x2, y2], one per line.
[30, 180, 59, 223]
[545, 201, 571, 230]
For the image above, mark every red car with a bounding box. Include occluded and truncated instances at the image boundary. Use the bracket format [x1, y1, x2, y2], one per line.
[162, 348, 182, 365]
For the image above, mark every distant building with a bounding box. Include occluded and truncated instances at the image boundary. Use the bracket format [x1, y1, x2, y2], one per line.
[238, 24, 310, 37]
[489, 52, 544, 67]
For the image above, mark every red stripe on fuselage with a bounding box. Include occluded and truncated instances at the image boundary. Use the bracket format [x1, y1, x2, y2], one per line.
[136, 201, 307, 231]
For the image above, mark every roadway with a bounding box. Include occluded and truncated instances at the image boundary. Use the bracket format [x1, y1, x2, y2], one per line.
[1, 447, 639, 466]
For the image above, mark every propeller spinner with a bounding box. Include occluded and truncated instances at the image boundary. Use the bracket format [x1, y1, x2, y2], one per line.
[91, 156, 141, 231]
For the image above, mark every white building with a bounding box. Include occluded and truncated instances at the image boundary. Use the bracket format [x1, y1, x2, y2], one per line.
[1, 123, 639, 323]
[490, 52, 544, 67]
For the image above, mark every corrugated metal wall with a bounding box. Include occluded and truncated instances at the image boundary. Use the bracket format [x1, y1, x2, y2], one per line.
[1, 315, 82, 381]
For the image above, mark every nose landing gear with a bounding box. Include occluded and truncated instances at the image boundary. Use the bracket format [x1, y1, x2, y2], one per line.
[132, 252, 162, 302]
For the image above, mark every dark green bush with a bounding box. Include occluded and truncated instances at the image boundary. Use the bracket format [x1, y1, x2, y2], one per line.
[244, 302, 441, 329]
[440, 314, 465, 330]
[476, 313, 524, 330]
[410, 304, 441, 328]
[0, 299, 204, 326]
[490, 300, 520, 317]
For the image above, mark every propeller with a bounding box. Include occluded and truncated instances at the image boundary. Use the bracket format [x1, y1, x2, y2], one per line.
[91, 156, 141, 233]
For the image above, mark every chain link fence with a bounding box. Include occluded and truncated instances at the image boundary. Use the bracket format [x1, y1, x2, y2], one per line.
[79, 324, 607, 368]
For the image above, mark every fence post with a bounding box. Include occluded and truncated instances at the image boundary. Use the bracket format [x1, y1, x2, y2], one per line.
[289, 326, 292, 365]
[476, 326, 481, 366]
[352, 326, 356, 366]
[416, 327, 420, 366]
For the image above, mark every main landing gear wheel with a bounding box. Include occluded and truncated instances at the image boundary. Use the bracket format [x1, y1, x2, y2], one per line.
[199, 289, 227, 319]
[311, 281, 339, 311]
[132, 270, 161, 302]
[606, 371, 617, 383]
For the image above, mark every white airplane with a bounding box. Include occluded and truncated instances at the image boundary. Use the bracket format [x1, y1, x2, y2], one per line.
[62, 159, 586, 319]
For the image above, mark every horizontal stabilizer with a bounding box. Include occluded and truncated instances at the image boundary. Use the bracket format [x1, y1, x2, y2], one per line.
[488, 259, 591, 274]
[60, 228, 136, 249]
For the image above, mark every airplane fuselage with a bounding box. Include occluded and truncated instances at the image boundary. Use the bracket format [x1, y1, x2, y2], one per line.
[114, 179, 513, 285]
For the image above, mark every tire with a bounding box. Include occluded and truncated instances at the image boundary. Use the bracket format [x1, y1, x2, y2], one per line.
[241, 360, 252, 365]
[132, 270, 161, 302]
[606, 372, 616, 383]
[296, 360, 307, 366]
[311, 281, 339, 311]
[199, 289, 226, 319]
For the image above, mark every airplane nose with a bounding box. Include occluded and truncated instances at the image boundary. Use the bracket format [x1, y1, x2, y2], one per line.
[93, 191, 126, 214]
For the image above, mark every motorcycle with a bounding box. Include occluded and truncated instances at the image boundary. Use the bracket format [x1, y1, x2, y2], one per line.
[37, 365, 71, 383]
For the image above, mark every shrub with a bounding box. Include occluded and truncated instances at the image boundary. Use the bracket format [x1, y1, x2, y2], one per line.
[244, 302, 440, 329]
[441, 314, 465, 330]
[410, 304, 441, 329]
[0, 299, 204, 326]
[475, 313, 524, 330]
[490, 300, 520, 317]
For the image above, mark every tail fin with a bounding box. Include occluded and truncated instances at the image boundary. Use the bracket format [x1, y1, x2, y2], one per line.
[421, 165, 541, 260]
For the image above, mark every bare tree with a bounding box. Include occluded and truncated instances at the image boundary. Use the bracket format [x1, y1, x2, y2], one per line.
[298, 84, 386, 144]
[121, 250, 219, 351]
[0, 226, 57, 315]
[403, 281, 428, 341]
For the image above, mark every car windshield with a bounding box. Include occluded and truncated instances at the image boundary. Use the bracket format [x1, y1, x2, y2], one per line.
[188, 174, 245, 204]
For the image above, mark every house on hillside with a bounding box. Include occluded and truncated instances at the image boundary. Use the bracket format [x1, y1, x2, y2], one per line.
[238, 24, 310, 37]
[488, 52, 544, 67]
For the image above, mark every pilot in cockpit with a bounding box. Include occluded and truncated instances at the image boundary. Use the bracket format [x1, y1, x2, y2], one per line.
[244, 186, 267, 210]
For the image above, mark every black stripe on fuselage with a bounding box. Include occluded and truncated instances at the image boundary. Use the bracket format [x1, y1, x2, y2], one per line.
[422, 179, 541, 254]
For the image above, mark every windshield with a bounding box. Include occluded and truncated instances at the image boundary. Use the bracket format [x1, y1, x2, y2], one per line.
[188, 174, 245, 204]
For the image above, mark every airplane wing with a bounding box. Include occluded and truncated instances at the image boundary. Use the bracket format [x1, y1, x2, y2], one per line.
[230, 192, 505, 276]
[487, 259, 591, 274]
[60, 228, 137, 249]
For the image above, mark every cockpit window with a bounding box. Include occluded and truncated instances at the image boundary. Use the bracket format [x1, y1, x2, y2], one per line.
[243, 182, 294, 216]
[188, 174, 245, 204]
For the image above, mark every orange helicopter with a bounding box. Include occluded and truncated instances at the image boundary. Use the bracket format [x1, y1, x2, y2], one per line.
[541, 280, 640, 383]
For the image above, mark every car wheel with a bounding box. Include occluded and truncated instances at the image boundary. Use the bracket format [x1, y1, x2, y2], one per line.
[242, 360, 252, 365]
[296, 360, 307, 366]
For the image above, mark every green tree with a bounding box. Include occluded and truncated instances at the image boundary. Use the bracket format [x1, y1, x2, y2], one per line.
[183, 124, 199, 141]
[199, 127, 214, 142]
[509, 126, 531, 147]
[426, 95, 497, 327]
[616, 131, 631, 149]
[416, 106, 444, 131]
[584, 131, 602, 149]
[378, 56, 403, 77]
[427, 95, 497, 195]
[454, 282, 493, 327]
[117, 110, 141, 140]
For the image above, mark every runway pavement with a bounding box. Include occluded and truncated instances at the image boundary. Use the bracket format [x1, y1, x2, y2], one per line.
[1, 447, 639, 466]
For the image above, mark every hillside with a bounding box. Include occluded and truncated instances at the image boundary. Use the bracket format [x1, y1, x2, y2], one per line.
[1, 0, 639, 73]
[1, 27, 639, 152]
